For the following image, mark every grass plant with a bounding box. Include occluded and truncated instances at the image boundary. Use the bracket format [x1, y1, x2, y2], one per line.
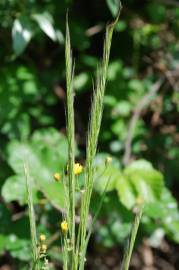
[25, 3, 143, 270]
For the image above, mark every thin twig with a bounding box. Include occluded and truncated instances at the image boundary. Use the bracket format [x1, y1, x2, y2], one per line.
[123, 78, 164, 166]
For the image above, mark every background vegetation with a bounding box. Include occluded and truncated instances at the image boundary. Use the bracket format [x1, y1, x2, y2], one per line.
[0, 0, 179, 269]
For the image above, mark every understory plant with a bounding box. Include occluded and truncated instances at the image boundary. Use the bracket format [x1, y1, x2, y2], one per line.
[25, 5, 143, 270]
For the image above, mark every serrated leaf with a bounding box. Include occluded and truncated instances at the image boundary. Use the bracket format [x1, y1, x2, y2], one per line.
[12, 18, 32, 56]
[32, 12, 56, 41]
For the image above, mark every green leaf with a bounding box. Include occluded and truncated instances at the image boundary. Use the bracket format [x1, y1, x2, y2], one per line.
[74, 73, 89, 92]
[160, 188, 179, 243]
[95, 165, 122, 193]
[32, 12, 56, 41]
[144, 188, 179, 244]
[106, 0, 121, 17]
[5, 235, 31, 261]
[12, 18, 32, 56]
[125, 160, 164, 203]
[116, 174, 136, 209]
[5, 128, 68, 208]
[1, 175, 37, 205]
[115, 160, 164, 209]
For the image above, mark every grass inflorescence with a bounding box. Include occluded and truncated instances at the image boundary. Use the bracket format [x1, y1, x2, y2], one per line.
[62, 8, 122, 270]
[25, 3, 143, 270]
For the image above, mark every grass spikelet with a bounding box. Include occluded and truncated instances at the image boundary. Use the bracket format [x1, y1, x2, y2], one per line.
[65, 15, 76, 268]
[77, 9, 121, 268]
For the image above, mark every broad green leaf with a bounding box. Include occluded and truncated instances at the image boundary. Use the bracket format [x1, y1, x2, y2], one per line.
[116, 174, 136, 209]
[12, 18, 32, 56]
[6, 235, 31, 261]
[31, 128, 68, 170]
[5, 128, 68, 208]
[32, 12, 56, 41]
[124, 160, 164, 203]
[95, 165, 122, 193]
[2, 175, 37, 205]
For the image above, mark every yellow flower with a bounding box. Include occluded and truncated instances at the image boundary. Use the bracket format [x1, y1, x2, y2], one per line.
[61, 220, 68, 234]
[53, 172, 61, 182]
[39, 234, 46, 242]
[74, 163, 83, 175]
[41, 244, 47, 253]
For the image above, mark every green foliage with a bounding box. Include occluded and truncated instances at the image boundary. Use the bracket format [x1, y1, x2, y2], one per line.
[0, 0, 179, 268]
[12, 17, 33, 56]
[2, 128, 68, 208]
[95, 158, 164, 209]
[94, 155, 179, 246]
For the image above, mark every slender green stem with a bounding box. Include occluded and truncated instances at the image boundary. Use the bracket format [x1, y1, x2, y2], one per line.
[24, 162, 39, 270]
[65, 16, 76, 268]
[121, 206, 143, 270]
[79, 175, 111, 270]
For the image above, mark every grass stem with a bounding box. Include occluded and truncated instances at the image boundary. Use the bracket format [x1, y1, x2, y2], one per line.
[24, 162, 39, 270]
[121, 206, 143, 270]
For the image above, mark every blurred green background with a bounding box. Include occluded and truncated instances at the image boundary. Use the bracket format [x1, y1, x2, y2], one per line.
[0, 0, 179, 269]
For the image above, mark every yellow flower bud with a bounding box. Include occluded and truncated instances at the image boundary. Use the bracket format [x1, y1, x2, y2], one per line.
[41, 244, 47, 253]
[74, 163, 83, 175]
[61, 220, 68, 234]
[39, 234, 46, 242]
[53, 172, 61, 182]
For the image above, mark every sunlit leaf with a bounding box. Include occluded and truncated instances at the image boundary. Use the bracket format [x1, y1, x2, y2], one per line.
[32, 12, 56, 41]
[12, 18, 32, 56]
